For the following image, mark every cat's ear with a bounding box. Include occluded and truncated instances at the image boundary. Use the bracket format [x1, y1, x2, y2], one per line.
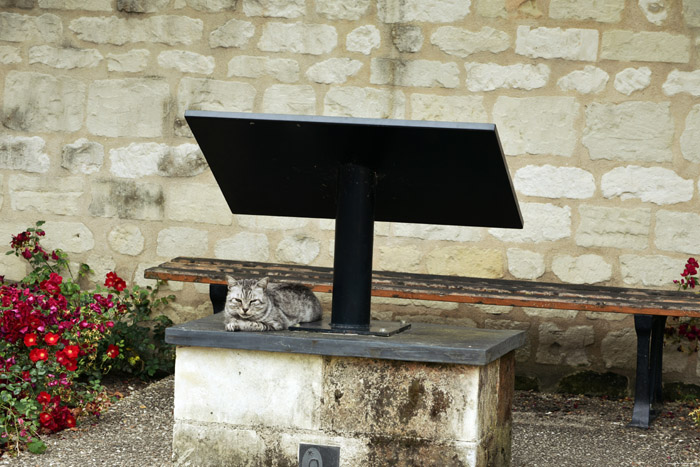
[226, 275, 238, 287]
[256, 277, 269, 289]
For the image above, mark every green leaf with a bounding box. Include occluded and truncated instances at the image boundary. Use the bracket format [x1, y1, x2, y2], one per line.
[27, 439, 47, 454]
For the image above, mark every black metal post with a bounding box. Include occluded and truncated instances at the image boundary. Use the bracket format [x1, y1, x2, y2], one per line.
[630, 314, 653, 428]
[331, 163, 376, 331]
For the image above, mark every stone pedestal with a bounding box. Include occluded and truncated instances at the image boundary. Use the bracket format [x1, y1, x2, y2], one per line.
[167, 314, 524, 467]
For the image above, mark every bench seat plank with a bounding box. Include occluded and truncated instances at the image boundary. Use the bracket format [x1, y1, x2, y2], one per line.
[145, 257, 700, 318]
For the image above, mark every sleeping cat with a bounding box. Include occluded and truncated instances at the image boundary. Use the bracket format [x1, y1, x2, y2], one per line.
[223, 276, 322, 331]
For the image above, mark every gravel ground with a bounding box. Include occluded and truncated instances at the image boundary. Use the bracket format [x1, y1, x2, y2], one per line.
[0, 377, 698, 466]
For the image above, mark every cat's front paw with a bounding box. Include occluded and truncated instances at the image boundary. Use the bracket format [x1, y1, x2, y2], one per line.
[225, 321, 239, 332]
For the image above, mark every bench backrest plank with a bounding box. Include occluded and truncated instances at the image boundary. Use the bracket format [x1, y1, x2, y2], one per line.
[145, 257, 700, 319]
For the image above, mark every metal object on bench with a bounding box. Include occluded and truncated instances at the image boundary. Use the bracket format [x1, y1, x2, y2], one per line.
[184, 111, 523, 335]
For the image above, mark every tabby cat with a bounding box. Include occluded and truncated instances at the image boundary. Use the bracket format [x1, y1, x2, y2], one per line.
[223, 276, 322, 331]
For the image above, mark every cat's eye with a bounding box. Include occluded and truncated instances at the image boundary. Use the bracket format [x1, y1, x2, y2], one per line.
[250, 299, 260, 304]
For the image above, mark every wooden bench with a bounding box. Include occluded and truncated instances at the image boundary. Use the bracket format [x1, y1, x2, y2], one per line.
[145, 256, 700, 429]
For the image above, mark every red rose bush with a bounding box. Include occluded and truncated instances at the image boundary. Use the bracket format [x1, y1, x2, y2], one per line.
[0, 222, 174, 455]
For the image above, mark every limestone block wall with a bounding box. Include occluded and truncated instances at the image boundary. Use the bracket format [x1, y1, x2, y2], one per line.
[1, 0, 699, 389]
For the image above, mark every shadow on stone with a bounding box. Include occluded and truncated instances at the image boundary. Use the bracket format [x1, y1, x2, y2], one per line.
[556, 371, 628, 399]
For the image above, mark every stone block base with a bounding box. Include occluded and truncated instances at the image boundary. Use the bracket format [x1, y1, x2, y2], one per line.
[172, 346, 515, 466]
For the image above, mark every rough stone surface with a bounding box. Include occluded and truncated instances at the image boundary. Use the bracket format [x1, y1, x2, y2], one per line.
[613, 67, 651, 95]
[316, 0, 370, 20]
[374, 244, 423, 272]
[39, 0, 111, 8]
[306, 58, 363, 84]
[228, 56, 299, 82]
[0, 250, 28, 282]
[236, 215, 309, 230]
[662, 69, 700, 97]
[110, 143, 207, 179]
[90, 180, 165, 221]
[549, 0, 624, 23]
[537, 323, 595, 366]
[391, 25, 423, 52]
[410, 94, 487, 122]
[552, 254, 612, 284]
[465, 63, 549, 92]
[638, 0, 668, 25]
[0, 136, 50, 173]
[655, 210, 700, 254]
[507, 249, 545, 280]
[0, 13, 62, 43]
[157, 50, 214, 74]
[620, 254, 682, 287]
[515, 26, 598, 61]
[166, 182, 232, 225]
[425, 246, 503, 278]
[376, 0, 471, 23]
[8, 174, 84, 216]
[576, 205, 651, 250]
[209, 18, 255, 48]
[324, 86, 405, 119]
[601, 166, 693, 205]
[684, 0, 700, 27]
[41, 221, 94, 254]
[275, 235, 320, 265]
[346, 25, 380, 55]
[61, 139, 104, 175]
[371, 58, 460, 88]
[214, 232, 270, 261]
[107, 224, 145, 256]
[392, 224, 482, 242]
[69, 15, 204, 46]
[116, 0, 169, 13]
[109, 143, 208, 178]
[601, 30, 690, 63]
[430, 26, 509, 58]
[681, 104, 700, 163]
[3, 71, 85, 133]
[489, 203, 571, 243]
[514, 165, 595, 199]
[493, 96, 579, 156]
[243, 0, 305, 18]
[523, 309, 578, 320]
[28, 45, 102, 69]
[106, 49, 150, 72]
[582, 102, 674, 163]
[157, 227, 208, 258]
[181, 0, 236, 11]
[0, 46, 21, 64]
[87, 79, 169, 138]
[262, 85, 316, 115]
[557, 66, 608, 94]
[601, 328, 637, 369]
[258, 22, 337, 55]
[176, 78, 256, 136]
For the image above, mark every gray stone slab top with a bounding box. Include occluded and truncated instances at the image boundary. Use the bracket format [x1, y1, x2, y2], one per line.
[166, 314, 525, 366]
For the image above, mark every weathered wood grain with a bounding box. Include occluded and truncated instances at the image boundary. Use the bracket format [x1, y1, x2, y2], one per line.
[145, 257, 700, 318]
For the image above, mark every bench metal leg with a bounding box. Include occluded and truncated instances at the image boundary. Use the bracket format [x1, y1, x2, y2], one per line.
[210, 283, 227, 314]
[629, 314, 667, 429]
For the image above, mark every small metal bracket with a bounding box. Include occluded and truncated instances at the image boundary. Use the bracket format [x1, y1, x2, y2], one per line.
[299, 444, 340, 467]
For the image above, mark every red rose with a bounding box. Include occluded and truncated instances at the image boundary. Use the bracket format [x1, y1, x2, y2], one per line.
[63, 345, 79, 360]
[104, 272, 127, 292]
[64, 359, 77, 372]
[39, 412, 53, 426]
[64, 412, 76, 428]
[29, 348, 48, 363]
[106, 344, 120, 359]
[44, 332, 60, 346]
[37, 391, 51, 405]
[24, 333, 38, 347]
